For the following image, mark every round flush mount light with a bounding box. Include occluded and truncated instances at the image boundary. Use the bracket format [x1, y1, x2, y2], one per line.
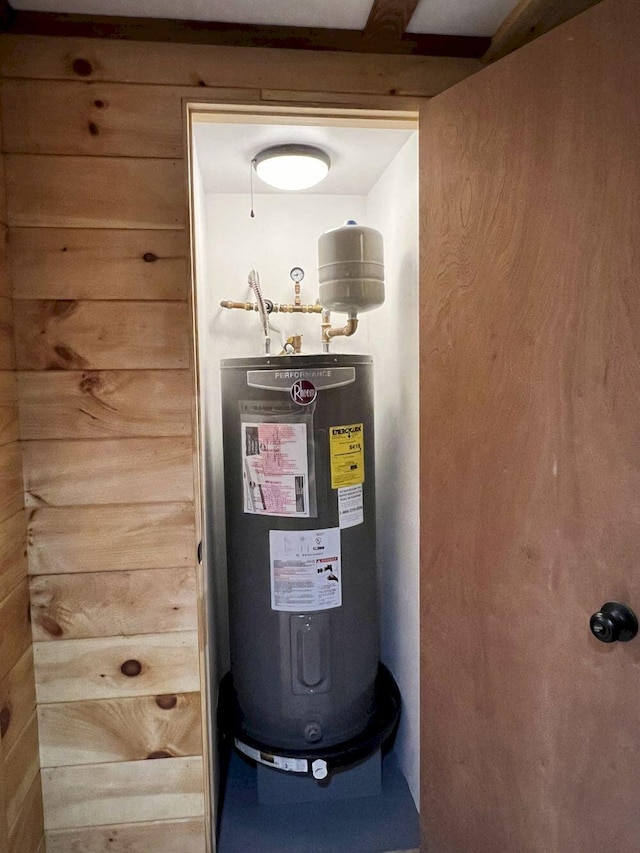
[252, 144, 331, 191]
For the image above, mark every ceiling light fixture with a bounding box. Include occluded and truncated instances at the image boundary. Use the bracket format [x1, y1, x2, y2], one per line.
[252, 144, 331, 191]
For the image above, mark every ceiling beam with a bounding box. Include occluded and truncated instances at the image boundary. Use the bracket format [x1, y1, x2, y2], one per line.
[483, 0, 603, 62]
[0, 6, 489, 58]
[364, 0, 421, 41]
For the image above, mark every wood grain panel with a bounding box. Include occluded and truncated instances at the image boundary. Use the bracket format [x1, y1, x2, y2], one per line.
[0, 297, 15, 370]
[0, 371, 18, 446]
[26, 502, 195, 574]
[484, 0, 602, 62]
[420, 1, 640, 850]
[0, 755, 8, 853]
[0, 139, 5, 226]
[31, 568, 198, 640]
[261, 88, 421, 110]
[0, 226, 8, 298]
[0, 442, 23, 524]
[33, 631, 200, 702]
[38, 692, 202, 766]
[14, 301, 190, 370]
[22, 437, 194, 506]
[9, 228, 189, 301]
[3, 711, 39, 832]
[0, 579, 31, 681]
[0, 647, 37, 757]
[45, 817, 207, 853]
[2, 80, 254, 158]
[5, 155, 185, 229]
[7, 772, 43, 853]
[3, 80, 192, 158]
[18, 370, 191, 439]
[0, 510, 27, 602]
[0, 35, 480, 97]
[41, 755, 204, 830]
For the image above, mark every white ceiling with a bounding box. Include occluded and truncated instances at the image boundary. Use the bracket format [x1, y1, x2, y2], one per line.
[193, 119, 416, 195]
[407, 0, 515, 36]
[9, 0, 517, 38]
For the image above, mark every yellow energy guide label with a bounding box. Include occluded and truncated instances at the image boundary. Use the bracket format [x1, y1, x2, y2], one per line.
[329, 423, 365, 489]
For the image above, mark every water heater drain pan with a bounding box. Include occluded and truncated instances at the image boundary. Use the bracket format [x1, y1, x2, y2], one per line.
[219, 662, 400, 777]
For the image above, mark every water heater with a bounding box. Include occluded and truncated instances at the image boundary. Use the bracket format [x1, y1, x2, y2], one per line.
[218, 222, 399, 779]
[221, 355, 378, 753]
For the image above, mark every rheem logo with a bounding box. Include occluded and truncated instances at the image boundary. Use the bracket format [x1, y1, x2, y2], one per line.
[290, 379, 317, 406]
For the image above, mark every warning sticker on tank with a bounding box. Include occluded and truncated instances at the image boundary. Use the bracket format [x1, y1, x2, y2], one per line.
[329, 423, 364, 489]
[242, 422, 310, 517]
[338, 484, 363, 528]
[269, 527, 342, 612]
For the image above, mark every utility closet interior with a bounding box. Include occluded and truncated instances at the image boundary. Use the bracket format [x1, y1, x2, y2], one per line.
[0, 0, 637, 852]
[191, 108, 420, 851]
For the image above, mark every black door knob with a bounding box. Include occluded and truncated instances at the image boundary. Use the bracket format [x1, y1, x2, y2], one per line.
[590, 602, 638, 643]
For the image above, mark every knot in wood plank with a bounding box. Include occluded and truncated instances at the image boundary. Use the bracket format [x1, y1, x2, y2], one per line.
[0, 705, 11, 738]
[156, 694, 178, 710]
[72, 58, 93, 77]
[121, 659, 142, 677]
[38, 613, 64, 637]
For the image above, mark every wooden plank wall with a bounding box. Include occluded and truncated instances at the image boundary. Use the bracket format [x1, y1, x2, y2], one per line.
[1, 36, 207, 853]
[0, 32, 455, 853]
[0, 101, 45, 853]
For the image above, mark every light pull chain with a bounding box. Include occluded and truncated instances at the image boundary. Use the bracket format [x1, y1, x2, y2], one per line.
[250, 158, 256, 218]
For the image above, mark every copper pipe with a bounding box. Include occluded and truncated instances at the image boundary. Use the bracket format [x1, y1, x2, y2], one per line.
[321, 310, 331, 352]
[279, 335, 303, 355]
[275, 303, 322, 314]
[220, 300, 321, 314]
[323, 317, 359, 342]
[220, 300, 255, 311]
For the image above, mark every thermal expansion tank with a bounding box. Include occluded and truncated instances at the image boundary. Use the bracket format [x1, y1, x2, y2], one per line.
[221, 353, 378, 751]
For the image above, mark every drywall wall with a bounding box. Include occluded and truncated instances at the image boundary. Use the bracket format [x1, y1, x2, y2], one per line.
[366, 134, 420, 809]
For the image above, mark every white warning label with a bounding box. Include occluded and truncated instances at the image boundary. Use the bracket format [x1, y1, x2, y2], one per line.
[269, 527, 341, 612]
[338, 484, 363, 529]
[242, 422, 309, 518]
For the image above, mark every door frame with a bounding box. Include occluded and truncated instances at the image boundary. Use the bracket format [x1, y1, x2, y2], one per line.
[183, 96, 424, 850]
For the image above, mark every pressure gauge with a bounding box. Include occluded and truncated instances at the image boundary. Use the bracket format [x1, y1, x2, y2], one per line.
[290, 267, 305, 283]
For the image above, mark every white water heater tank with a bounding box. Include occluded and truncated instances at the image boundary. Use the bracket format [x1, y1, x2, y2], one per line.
[318, 220, 384, 315]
